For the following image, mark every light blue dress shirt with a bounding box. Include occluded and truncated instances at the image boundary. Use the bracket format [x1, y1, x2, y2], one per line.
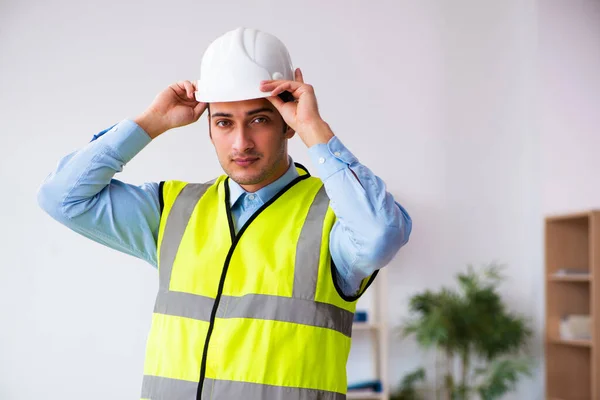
[37, 119, 412, 296]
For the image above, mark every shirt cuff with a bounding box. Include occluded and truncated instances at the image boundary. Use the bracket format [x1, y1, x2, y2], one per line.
[307, 136, 359, 180]
[94, 119, 152, 163]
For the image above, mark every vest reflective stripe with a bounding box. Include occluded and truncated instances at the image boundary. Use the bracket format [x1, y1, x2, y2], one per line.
[153, 291, 214, 322]
[217, 293, 353, 336]
[142, 375, 196, 400]
[205, 378, 347, 400]
[294, 185, 329, 299]
[153, 291, 354, 336]
[142, 375, 346, 400]
[158, 182, 214, 289]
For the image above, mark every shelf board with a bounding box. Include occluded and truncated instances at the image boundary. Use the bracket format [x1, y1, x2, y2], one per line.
[548, 274, 591, 282]
[548, 337, 592, 348]
[347, 393, 385, 399]
[545, 211, 593, 221]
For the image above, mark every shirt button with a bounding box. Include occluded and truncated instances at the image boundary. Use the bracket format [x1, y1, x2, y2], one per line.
[318, 157, 325, 164]
[334, 151, 341, 157]
[248, 194, 255, 200]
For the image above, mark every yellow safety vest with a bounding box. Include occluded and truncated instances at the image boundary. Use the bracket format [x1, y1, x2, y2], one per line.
[140, 163, 376, 400]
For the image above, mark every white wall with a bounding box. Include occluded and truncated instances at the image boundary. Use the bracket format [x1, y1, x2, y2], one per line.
[376, 1, 543, 399]
[0, 0, 569, 399]
[539, 0, 600, 214]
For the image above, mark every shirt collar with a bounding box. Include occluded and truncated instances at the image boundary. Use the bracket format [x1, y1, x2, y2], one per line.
[228, 157, 299, 208]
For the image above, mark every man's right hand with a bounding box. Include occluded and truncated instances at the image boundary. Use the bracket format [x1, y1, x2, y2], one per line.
[134, 80, 207, 139]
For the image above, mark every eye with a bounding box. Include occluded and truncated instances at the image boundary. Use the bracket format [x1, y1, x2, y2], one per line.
[216, 120, 231, 128]
[252, 117, 268, 124]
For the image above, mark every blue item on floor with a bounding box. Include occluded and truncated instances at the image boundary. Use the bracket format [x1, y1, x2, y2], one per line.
[347, 379, 382, 392]
[353, 310, 368, 323]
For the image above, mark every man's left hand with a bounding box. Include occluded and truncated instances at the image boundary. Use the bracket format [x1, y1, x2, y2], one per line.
[260, 68, 334, 147]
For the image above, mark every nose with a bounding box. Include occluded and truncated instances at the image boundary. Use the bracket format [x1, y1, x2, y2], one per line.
[232, 126, 254, 153]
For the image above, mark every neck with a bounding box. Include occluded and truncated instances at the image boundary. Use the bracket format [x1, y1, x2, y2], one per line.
[240, 157, 291, 193]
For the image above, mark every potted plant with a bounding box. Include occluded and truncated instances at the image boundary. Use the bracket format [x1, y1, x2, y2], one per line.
[392, 263, 533, 400]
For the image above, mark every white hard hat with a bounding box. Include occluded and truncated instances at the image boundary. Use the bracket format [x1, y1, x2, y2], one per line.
[195, 27, 294, 103]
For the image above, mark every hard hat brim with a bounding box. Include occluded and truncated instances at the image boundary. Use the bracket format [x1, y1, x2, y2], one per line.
[195, 85, 273, 104]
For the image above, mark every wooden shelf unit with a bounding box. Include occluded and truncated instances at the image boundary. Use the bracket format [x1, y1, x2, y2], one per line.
[545, 210, 600, 399]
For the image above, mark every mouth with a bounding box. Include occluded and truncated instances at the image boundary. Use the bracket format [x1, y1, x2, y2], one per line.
[233, 157, 259, 167]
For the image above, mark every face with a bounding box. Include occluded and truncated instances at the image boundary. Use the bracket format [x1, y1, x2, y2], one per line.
[208, 98, 295, 192]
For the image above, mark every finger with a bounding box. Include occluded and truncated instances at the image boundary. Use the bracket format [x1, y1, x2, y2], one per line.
[259, 81, 281, 91]
[170, 81, 199, 105]
[170, 82, 190, 101]
[170, 88, 188, 105]
[265, 95, 285, 112]
[272, 82, 309, 99]
[171, 82, 186, 96]
[295, 68, 304, 84]
[182, 80, 195, 99]
[193, 101, 208, 120]
[271, 82, 295, 97]
[260, 79, 303, 93]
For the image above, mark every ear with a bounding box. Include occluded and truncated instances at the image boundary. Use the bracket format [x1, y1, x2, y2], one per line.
[284, 124, 295, 140]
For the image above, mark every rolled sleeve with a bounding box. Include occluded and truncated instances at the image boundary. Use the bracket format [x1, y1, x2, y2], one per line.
[307, 136, 358, 180]
[93, 119, 152, 164]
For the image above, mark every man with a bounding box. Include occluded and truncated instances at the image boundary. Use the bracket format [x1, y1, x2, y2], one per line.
[38, 27, 411, 400]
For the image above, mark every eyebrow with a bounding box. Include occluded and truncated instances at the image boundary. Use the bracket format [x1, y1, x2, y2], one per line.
[211, 107, 274, 118]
